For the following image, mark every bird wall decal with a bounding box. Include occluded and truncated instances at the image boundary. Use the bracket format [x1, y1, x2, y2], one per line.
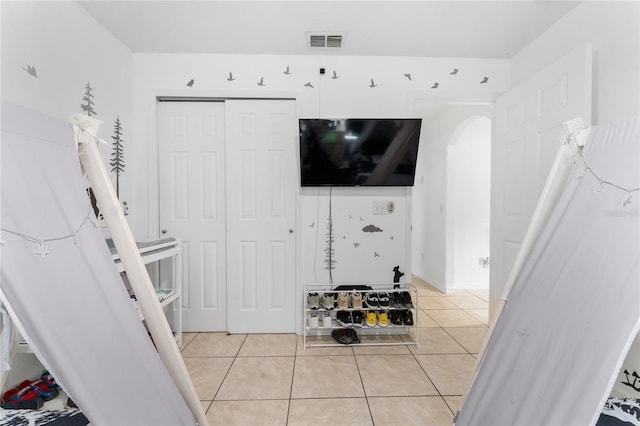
[450, 68, 459, 75]
[304, 82, 314, 88]
[403, 73, 412, 81]
[431, 82, 439, 89]
[284, 65, 291, 75]
[186, 79, 194, 87]
[257, 77, 265, 86]
[480, 77, 489, 84]
[227, 72, 235, 81]
[369, 78, 377, 88]
[22, 64, 38, 78]
[331, 70, 340, 79]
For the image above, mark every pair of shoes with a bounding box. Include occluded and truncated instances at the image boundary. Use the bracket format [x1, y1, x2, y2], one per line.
[390, 291, 414, 308]
[18, 379, 59, 402]
[336, 311, 364, 327]
[307, 292, 320, 309]
[331, 328, 360, 345]
[390, 310, 414, 325]
[365, 310, 390, 327]
[320, 292, 335, 310]
[337, 292, 350, 310]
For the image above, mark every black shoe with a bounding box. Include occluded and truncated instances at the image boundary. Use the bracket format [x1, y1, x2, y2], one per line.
[331, 329, 352, 345]
[402, 292, 414, 308]
[336, 311, 352, 327]
[364, 292, 379, 308]
[378, 292, 390, 308]
[345, 328, 360, 344]
[402, 310, 414, 325]
[389, 311, 403, 326]
[351, 311, 364, 327]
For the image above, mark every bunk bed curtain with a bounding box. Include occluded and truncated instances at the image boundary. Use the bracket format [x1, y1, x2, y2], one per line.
[455, 117, 640, 425]
[0, 102, 196, 425]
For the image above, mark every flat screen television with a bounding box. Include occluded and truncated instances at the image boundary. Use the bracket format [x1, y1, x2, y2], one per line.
[299, 118, 422, 187]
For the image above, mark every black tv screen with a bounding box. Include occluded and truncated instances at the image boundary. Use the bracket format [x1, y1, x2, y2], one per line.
[299, 118, 422, 187]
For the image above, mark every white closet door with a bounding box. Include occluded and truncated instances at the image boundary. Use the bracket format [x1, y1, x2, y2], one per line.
[225, 99, 297, 333]
[490, 44, 592, 312]
[158, 101, 227, 332]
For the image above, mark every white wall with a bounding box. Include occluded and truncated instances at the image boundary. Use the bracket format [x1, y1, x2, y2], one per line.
[0, 0, 134, 202]
[0, 0, 133, 388]
[512, 1, 640, 124]
[131, 54, 509, 287]
[411, 104, 493, 292]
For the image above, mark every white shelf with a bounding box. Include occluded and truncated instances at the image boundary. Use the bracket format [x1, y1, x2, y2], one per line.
[17, 239, 183, 353]
[303, 284, 419, 348]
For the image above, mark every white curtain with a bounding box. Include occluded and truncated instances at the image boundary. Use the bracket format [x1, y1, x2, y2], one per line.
[0, 103, 195, 425]
[456, 117, 640, 425]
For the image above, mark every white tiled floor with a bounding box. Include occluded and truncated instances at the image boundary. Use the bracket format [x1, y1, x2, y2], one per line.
[181, 279, 489, 425]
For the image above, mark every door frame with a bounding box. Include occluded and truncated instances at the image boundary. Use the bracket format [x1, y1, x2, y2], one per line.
[144, 90, 303, 333]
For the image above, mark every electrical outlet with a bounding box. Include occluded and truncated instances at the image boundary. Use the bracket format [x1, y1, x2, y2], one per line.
[372, 201, 386, 215]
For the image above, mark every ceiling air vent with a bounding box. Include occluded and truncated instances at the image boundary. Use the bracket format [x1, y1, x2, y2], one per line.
[307, 33, 343, 49]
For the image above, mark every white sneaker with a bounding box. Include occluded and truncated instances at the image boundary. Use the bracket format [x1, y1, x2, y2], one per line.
[322, 311, 332, 328]
[308, 311, 319, 328]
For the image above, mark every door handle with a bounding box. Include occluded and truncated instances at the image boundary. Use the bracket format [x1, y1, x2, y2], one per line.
[289, 228, 294, 234]
[161, 229, 168, 234]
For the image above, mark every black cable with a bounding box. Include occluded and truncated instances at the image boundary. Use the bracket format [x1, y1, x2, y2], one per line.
[328, 186, 333, 284]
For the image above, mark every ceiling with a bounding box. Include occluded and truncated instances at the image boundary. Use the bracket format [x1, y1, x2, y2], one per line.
[77, 1, 582, 58]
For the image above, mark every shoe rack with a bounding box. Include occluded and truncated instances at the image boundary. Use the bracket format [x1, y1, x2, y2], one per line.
[303, 284, 419, 348]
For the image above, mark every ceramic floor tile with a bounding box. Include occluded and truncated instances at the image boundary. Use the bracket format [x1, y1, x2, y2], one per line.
[207, 400, 289, 425]
[296, 335, 355, 356]
[466, 289, 489, 301]
[445, 296, 489, 310]
[287, 398, 372, 426]
[441, 289, 473, 297]
[216, 357, 294, 400]
[352, 341, 411, 355]
[181, 332, 246, 357]
[357, 354, 437, 397]
[416, 309, 439, 327]
[465, 309, 489, 324]
[180, 332, 198, 350]
[184, 357, 234, 400]
[443, 395, 463, 415]
[238, 333, 298, 357]
[200, 400, 212, 413]
[444, 327, 489, 354]
[409, 328, 467, 355]
[420, 297, 460, 310]
[291, 355, 364, 398]
[368, 396, 454, 425]
[426, 309, 484, 328]
[418, 287, 444, 297]
[414, 354, 476, 396]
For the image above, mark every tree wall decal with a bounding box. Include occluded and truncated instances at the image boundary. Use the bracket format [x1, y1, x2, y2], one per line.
[80, 82, 97, 117]
[324, 214, 336, 276]
[109, 116, 125, 198]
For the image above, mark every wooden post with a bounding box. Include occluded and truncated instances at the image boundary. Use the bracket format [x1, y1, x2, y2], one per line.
[71, 114, 208, 426]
